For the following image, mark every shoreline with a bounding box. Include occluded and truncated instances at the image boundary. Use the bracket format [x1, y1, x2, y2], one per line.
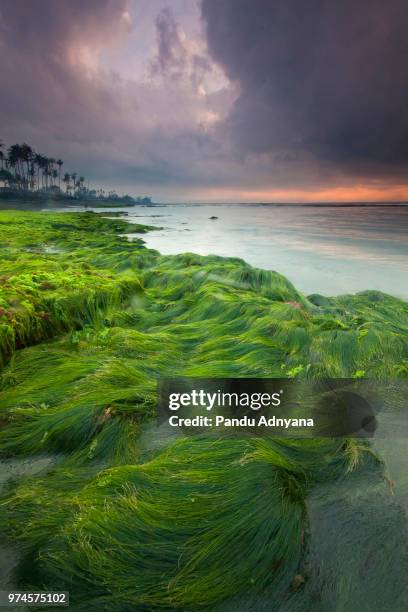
[0, 209, 407, 609]
[115, 203, 408, 301]
[0, 208, 407, 365]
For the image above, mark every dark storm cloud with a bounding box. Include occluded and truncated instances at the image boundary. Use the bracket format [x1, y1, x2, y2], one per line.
[3, 0, 406, 199]
[201, 0, 408, 171]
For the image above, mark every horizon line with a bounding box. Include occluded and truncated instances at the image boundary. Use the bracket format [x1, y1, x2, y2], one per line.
[148, 201, 408, 206]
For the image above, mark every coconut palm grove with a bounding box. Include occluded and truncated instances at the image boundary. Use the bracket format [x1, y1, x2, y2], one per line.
[0, 141, 151, 204]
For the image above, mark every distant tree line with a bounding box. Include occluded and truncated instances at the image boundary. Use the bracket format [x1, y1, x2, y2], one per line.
[0, 140, 151, 203]
[0, 140, 84, 196]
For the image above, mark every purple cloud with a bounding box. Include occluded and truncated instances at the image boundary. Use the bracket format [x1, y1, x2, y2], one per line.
[201, 0, 408, 174]
[1, 0, 408, 201]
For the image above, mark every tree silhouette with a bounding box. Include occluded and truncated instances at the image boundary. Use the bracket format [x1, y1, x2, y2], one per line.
[0, 138, 141, 203]
[62, 172, 70, 194]
[57, 159, 63, 190]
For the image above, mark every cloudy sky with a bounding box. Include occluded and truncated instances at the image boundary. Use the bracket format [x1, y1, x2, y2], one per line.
[1, 0, 408, 202]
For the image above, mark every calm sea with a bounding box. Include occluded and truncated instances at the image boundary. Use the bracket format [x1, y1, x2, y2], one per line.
[116, 203, 408, 300]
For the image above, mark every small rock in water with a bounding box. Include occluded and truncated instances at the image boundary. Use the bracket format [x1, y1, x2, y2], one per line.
[209, 215, 218, 220]
[291, 574, 306, 590]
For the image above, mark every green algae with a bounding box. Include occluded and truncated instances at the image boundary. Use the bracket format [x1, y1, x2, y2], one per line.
[0, 211, 156, 368]
[1, 437, 350, 609]
[0, 210, 407, 610]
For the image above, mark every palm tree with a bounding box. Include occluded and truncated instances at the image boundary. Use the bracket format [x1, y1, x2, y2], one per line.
[71, 173, 77, 196]
[57, 159, 63, 191]
[62, 172, 70, 194]
[48, 158, 56, 188]
[20, 143, 33, 189]
[7, 144, 23, 189]
[29, 161, 36, 190]
[1, 139, 107, 198]
[34, 153, 43, 191]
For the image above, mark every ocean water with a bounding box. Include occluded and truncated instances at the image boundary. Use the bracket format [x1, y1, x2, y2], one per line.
[117, 203, 408, 300]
